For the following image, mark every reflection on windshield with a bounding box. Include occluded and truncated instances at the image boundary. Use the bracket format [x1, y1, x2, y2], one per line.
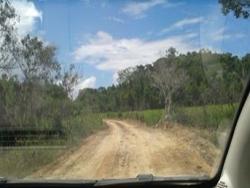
[0, 0, 249, 180]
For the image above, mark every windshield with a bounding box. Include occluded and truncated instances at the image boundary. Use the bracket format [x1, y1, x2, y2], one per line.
[0, 0, 249, 181]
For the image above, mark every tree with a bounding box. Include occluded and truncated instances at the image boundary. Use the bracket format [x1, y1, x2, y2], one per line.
[219, 53, 247, 103]
[19, 35, 60, 83]
[0, 0, 19, 74]
[61, 64, 78, 99]
[152, 48, 187, 121]
[240, 53, 250, 84]
[219, 0, 250, 18]
[117, 67, 134, 85]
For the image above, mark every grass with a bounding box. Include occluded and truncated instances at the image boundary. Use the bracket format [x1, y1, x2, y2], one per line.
[0, 149, 62, 178]
[104, 103, 238, 130]
[105, 109, 164, 127]
[63, 113, 105, 146]
[174, 103, 238, 129]
[0, 113, 105, 178]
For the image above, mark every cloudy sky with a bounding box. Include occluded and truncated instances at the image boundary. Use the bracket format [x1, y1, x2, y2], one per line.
[11, 0, 250, 95]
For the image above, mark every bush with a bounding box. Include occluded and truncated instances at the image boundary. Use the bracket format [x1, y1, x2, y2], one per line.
[63, 113, 104, 145]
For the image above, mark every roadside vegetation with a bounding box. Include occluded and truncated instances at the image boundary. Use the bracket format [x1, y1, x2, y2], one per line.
[0, 113, 104, 178]
[104, 104, 237, 129]
[105, 109, 164, 127]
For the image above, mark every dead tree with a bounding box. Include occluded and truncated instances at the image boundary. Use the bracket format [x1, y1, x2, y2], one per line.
[152, 51, 187, 122]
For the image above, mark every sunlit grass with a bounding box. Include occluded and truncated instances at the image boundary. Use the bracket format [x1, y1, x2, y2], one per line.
[104, 103, 238, 129]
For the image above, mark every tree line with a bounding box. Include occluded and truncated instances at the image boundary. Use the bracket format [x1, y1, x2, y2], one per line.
[76, 48, 250, 120]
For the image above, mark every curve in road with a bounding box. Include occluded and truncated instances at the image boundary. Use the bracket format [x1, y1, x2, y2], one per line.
[31, 119, 217, 179]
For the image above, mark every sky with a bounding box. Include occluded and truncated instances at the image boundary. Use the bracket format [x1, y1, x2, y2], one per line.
[10, 0, 250, 97]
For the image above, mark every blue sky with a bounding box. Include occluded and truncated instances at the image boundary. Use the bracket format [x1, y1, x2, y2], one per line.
[11, 0, 250, 95]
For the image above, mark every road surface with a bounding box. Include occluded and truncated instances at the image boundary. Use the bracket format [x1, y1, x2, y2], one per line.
[31, 119, 218, 179]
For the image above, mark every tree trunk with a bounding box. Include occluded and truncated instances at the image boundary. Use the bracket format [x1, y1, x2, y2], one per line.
[164, 94, 172, 122]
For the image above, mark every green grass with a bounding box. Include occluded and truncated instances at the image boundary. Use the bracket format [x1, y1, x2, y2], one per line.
[0, 149, 62, 178]
[104, 103, 238, 129]
[105, 109, 164, 126]
[0, 113, 105, 178]
[174, 103, 238, 129]
[63, 113, 105, 145]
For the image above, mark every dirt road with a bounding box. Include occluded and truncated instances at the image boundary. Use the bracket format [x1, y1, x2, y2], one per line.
[32, 119, 218, 179]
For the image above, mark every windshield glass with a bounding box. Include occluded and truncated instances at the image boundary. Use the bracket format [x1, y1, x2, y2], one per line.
[0, 0, 249, 181]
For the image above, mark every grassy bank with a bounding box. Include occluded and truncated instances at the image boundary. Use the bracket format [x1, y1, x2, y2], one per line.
[0, 113, 104, 178]
[104, 104, 238, 129]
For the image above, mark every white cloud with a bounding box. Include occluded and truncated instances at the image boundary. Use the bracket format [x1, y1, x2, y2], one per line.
[173, 17, 204, 28]
[211, 27, 245, 41]
[106, 16, 124, 24]
[160, 17, 204, 34]
[73, 76, 96, 99]
[122, 0, 166, 18]
[212, 27, 227, 41]
[73, 31, 198, 73]
[11, 0, 42, 36]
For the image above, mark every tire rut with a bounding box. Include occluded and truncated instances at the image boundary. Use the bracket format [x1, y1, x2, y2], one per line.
[30, 119, 218, 179]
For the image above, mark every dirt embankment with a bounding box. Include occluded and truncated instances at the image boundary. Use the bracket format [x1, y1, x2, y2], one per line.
[31, 119, 219, 179]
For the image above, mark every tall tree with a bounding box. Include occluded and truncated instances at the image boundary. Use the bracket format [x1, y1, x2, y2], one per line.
[0, 0, 19, 74]
[19, 35, 60, 83]
[61, 64, 78, 99]
[152, 48, 187, 121]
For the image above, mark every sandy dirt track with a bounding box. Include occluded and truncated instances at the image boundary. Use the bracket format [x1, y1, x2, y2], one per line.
[31, 119, 218, 179]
